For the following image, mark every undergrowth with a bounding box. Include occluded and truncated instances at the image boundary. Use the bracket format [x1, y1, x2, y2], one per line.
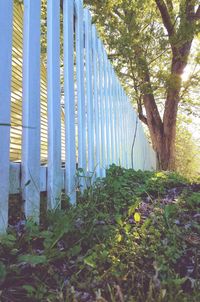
[0, 165, 200, 301]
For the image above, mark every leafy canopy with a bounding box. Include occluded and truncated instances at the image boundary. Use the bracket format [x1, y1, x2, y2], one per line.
[85, 0, 200, 117]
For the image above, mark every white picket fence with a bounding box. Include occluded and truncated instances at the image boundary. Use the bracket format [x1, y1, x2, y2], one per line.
[0, 0, 156, 232]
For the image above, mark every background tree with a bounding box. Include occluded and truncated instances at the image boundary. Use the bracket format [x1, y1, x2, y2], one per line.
[175, 116, 200, 179]
[85, 0, 200, 170]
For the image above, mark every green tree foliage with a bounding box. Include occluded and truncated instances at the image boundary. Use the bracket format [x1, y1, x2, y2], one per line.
[85, 0, 200, 170]
[175, 116, 200, 179]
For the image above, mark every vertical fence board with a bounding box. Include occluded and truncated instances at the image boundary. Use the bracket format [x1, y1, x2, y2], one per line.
[108, 63, 114, 164]
[63, 0, 76, 203]
[119, 86, 123, 165]
[97, 40, 106, 177]
[92, 26, 101, 177]
[103, 49, 111, 167]
[22, 0, 41, 220]
[75, 0, 87, 177]
[0, 0, 13, 232]
[84, 9, 95, 174]
[125, 97, 129, 168]
[116, 82, 121, 165]
[112, 69, 118, 165]
[47, 0, 62, 208]
[111, 67, 116, 164]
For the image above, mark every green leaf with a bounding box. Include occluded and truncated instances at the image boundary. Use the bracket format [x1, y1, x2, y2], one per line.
[172, 277, 188, 286]
[68, 244, 81, 257]
[84, 253, 97, 268]
[25, 180, 31, 187]
[22, 285, 35, 294]
[124, 223, 131, 233]
[128, 199, 140, 216]
[115, 214, 123, 226]
[18, 254, 47, 265]
[0, 234, 16, 248]
[0, 262, 6, 280]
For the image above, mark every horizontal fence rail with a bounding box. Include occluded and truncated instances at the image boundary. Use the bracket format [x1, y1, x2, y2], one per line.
[0, 0, 156, 232]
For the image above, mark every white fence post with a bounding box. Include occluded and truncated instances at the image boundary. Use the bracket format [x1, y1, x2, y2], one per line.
[22, 0, 41, 221]
[116, 82, 121, 165]
[0, 0, 13, 232]
[75, 0, 87, 180]
[125, 97, 129, 168]
[97, 40, 106, 177]
[112, 68, 118, 165]
[111, 67, 116, 164]
[119, 86, 124, 166]
[84, 9, 95, 174]
[63, 0, 76, 203]
[92, 26, 101, 177]
[103, 49, 111, 167]
[108, 63, 114, 165]
[47, 0, 62, 209]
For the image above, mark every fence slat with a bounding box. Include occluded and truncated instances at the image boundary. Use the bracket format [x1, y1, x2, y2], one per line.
[103, 49, 111, 167]
[47, 0, 62, 208]
[0, 0, 13, 232]
[22, 0, 41, 220]
[84, 9, 95, 174]
[75, 0, 87, 177]
[112, 68, 118, 165]
[110, 67, 116, 164]
[92, 26, 101, 177]
[63, 0, 76, 203]
[115, 81, 120, 165]
[107, 63, 114, 164]
[97, 40, 106, 177]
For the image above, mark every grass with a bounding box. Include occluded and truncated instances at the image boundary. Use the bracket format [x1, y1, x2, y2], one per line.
[0, 165, 200, 301]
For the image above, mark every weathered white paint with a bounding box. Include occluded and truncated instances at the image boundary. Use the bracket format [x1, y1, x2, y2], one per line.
[112, 67, 119, 165]
[110, 67, 117, 164]
[0, 0, 13, 232]
[103, 49, 111, 167]
[63, 0, 76, 203]
[22, 0, 41, 221]
[107, 63, 114, 165]
[47, 0, 62, 208]
[97, 40, 106, 177]
[75, 0, 87, 178]
[92, 26, 101, 177]
[84, 9, 95, 174]
[9, 163, 65, 195]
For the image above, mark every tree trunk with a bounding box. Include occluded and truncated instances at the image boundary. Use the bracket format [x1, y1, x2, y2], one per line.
[139, 38, 193, 170]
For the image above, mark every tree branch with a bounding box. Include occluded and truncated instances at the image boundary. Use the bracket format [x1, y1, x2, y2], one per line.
[165, 0, 173, 12]
[138, 112, 148, 125]
[155, 0, 175, 37]
[195, 5, 200, 20]
[189, 4, 200, 20]
[113, 8, 125, 21]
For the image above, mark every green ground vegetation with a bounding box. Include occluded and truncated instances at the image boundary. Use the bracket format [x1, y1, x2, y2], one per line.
[0, 166, 200, 301]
